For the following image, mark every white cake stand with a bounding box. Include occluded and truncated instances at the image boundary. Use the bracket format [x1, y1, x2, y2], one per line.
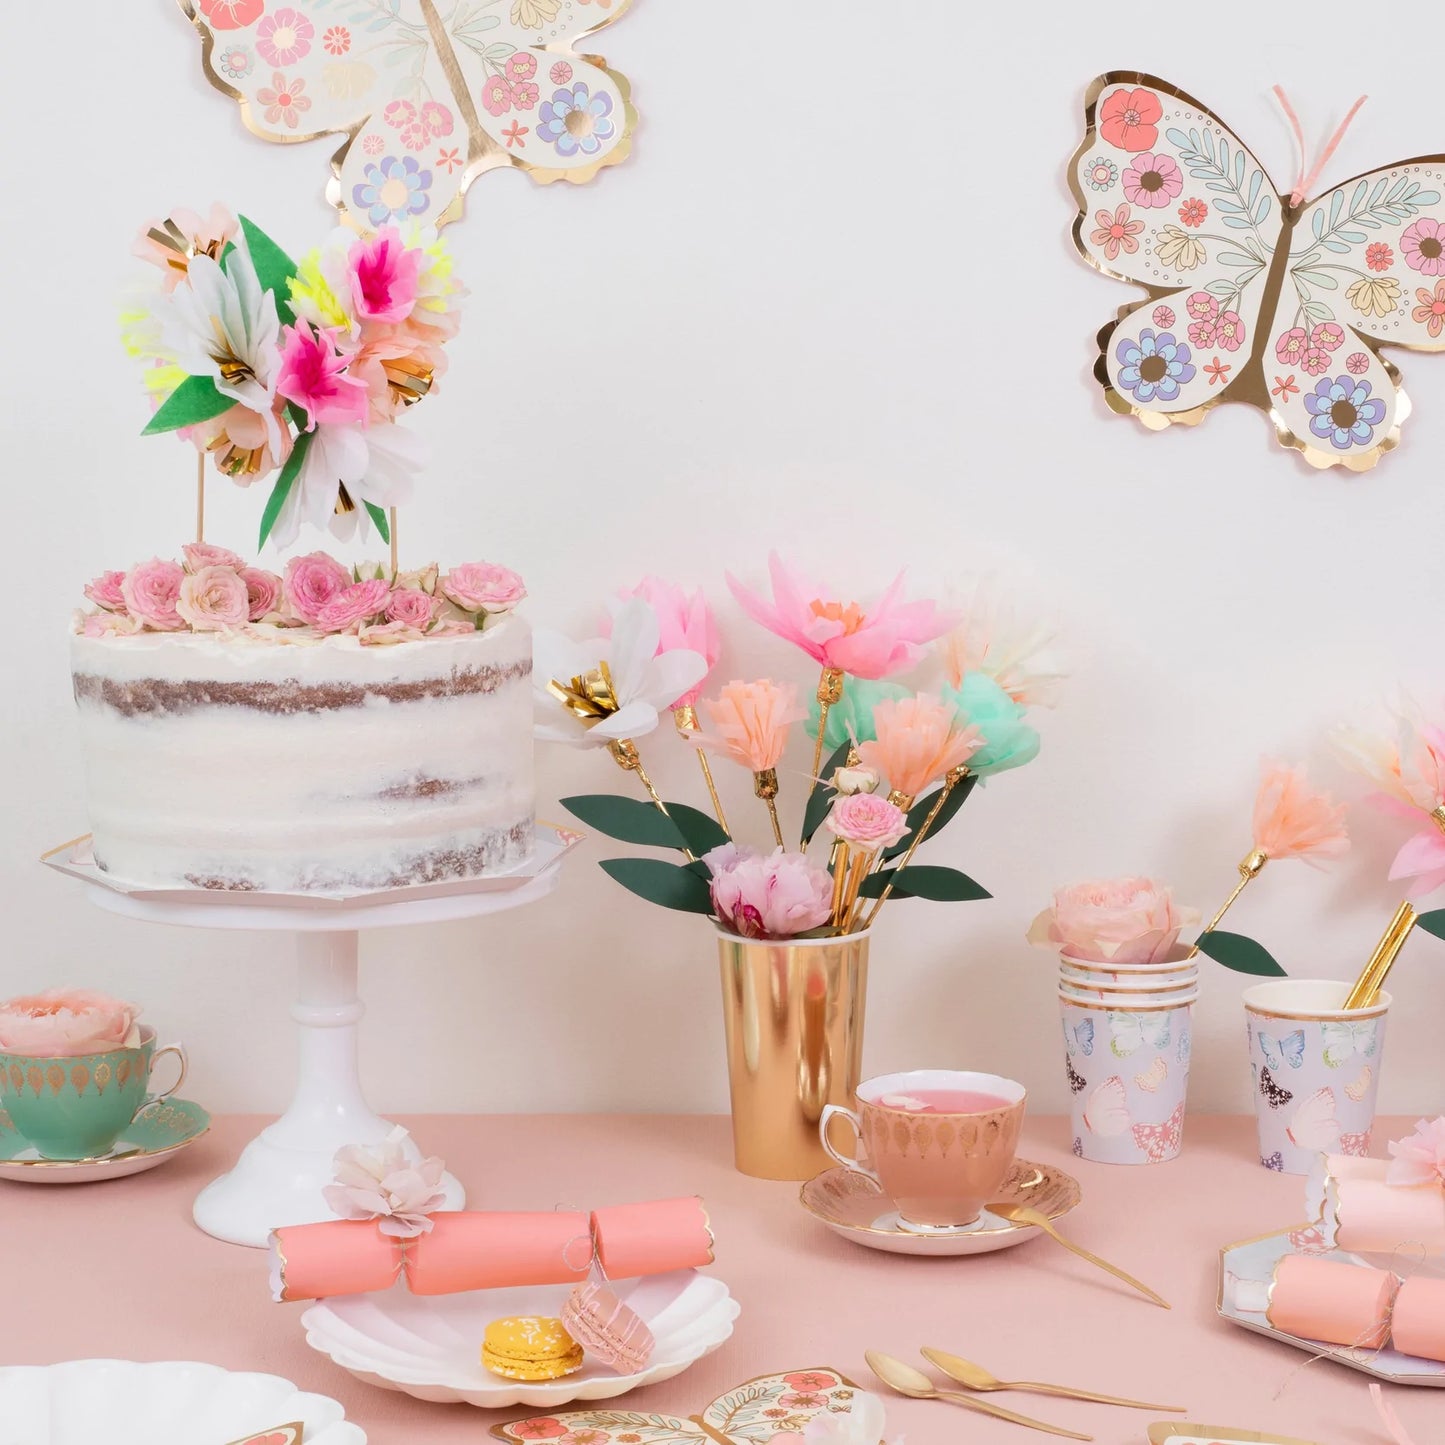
[86, 869, 560, 1248]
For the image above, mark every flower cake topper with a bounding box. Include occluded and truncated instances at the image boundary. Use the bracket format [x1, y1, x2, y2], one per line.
[1072, 72, 1445, 470]
[179, 0, 638, 230]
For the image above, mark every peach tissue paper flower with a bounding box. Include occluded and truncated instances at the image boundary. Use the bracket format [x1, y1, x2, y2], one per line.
[322, 1125, 448, 1238]
[1252, 761, 1349, 866]
[706, 845, 833, 940]
[726, 553, 953, 679]
[608, 577, 720, 709]
[857, 693, 982, 800]
[1386, 1116, 1445, 1188]
[1028, 878, 1200, 964]
[696, 680, 804, 771]
[0, 990, 141, 1057]
[825, 792, 910, 851]
[942, 582, 1066, 708]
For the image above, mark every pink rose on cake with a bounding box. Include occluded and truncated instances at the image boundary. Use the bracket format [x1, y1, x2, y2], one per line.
[121, 558, 186, 631]
[83, 570, 129, 613]
[239, 566, 285, 622]
[441, 562, 526, 617]
[181, 541, 245, 572]
[385, 586, 439, 631]
[283, 551, 351, 625]
[1027, 877, 1200, 963]
[825, 792, 910, 851]
[177, 564, 250, 631]
[0, 989, 141, 1057]
[314, 577, 392, 634]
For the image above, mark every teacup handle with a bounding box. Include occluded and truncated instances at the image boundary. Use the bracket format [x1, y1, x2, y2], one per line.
[820, 1103, 880, 1184]
[131, 1043, 187, 1123]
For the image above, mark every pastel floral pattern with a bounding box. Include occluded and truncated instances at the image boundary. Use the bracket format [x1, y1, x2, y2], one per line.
[256, 7, 313, 66]
[1366, 242, 1393, 272]
[1304, 376, 1387, 449]
[1401, 217, 1445, 275]
[258, 71, 310, 128]
[1347, 351, 1370, 374]
[352, 155, 431, 224]
[1178, 197, 1207, 227]
[550, 61, 573, 85]
[1083, 156, 1117, 191]
[1099, 86, 1161, 152]
[1414, 280, 1445, 338]
[1116, 328, 1195, 402]
[1121, 152, 1182, 209]
[200, 0, 264, 28]
[217, 44, 254, 79]
[1089, 203, 1144, 261]
[1153, 305, 1175, 327]
[1345, 275, 1402, 319]
[482, 74, 512, 116]
[537, 82, 616, 157]
[322, 25, 350, 55]
[1276, 327, 1309, 366]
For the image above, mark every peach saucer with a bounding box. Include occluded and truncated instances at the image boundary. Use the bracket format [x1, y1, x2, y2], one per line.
[800, 1158, 1081, 1257]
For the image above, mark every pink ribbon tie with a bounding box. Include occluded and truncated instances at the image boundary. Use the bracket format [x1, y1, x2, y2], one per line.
[1273, 86, 1368, 207]
[1371, 1382, 1418, 1445]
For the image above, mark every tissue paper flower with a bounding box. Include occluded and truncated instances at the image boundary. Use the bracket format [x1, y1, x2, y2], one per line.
[806, 676, 910, 754]
[534, 598, 708, 747]
[0, 990, 141, 1057]
[945, 672, 1040, 780]
[1387, 1116, 1445, 1187]
[709, 847, 833, 939]
[1028, 878, 1200, 963]
[276, 317, 371, 430]
[726, 554, 953, 679]
[696, 680, 804, 771]
[857, 693, 982, 799]
[1388, 826, 1445, 896]
[608, 577, 720, 709]
[1332, 711, 1445, 815]
[1252, 761, 1350, 865]
[942, 585, 1066, 708]
[322, 1125, 448, 1237]
[825, 793, 910, 850]
[133, 203, 237, 290]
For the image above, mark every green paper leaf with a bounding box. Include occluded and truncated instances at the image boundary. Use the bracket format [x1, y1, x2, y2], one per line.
[599, 858, 714, 914]
[1415, 909, 1445, 941]
[256, 429, 312, 550]
[239, 214, 297, 325]
[663, 802, 731, 855]
[801, 741, 853, 846]
[561, 795, 687, 851]
[858, 865, 991, 902]
[881, 774, 979, 861]
[1196, 929, 1287, 977]
[365, 502, 391, 543]
[141, 374, 234, 435]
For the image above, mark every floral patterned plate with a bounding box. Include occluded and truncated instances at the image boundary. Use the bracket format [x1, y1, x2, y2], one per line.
[0, 1098, 210, 1184]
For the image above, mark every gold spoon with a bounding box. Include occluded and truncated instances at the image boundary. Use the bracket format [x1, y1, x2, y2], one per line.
[988, 1201, 1171, 1309]
[865, 1351, 1092, 1440]
[921, 1346, 1186, 1412]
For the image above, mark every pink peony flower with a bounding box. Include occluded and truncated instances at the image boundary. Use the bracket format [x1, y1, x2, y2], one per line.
[1252, 761, 1349, 865]
[609, 577, 720, 708]
[121, 558, 186, 631]
[182, 542, 245, 572]
[321, 1126, 448, 1238]
[283, 552, 351, 625]
[314, 578, 392, 633]
[348, 227, 422, 324]
[1386, 1116, 1445, 1187]
[709, 848, 833, 940]
[726, 553, 954, 679]
[0, 989, 141, 1057]
[857, 693, 982, 799]
[84, 570, 128, 613]
[239, 566, 284, 622]
[696, 679, 803, 771]
[276, 318, 370, 431]
[441, 561, 526, 615]
[385, 586, 439, 630]
[1027, 878, 1200, 964]
[176, 564, 251, 631]
[826, 792, 910, 850]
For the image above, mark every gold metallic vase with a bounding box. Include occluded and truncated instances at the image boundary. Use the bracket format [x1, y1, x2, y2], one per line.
[716, 930, 869, 1180]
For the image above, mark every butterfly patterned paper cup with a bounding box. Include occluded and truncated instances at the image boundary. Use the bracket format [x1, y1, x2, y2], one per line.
[1060, 994, 1193, 1166]
[1243, 979, 1390, 1176]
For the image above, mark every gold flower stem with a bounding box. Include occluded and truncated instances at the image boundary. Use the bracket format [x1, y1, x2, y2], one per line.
[863, 767, 967, 928]
[755, 769, 784, 848]
[1432, 803, 1445, 836]
[828, 840, 849, 929]
[842, 847, 881, 933]
[195, 451, 206, 543]
[389, 507, 399, 578]
[1186, 849, 1269, 958]
[609, 738, 696, 862]
[805, 667, 846, 846]
[674, 706, 730, 834]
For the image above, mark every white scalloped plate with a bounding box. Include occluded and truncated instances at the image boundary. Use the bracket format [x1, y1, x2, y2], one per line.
[0, 1360, 365, 1443]
[301, 1270, 738, 1408]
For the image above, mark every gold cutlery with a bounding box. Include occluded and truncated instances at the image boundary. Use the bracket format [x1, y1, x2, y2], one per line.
[865, 1351, 1092, 1440]
[988, 1201, 1171, 1309]
[921, 1346, 1185, 1412]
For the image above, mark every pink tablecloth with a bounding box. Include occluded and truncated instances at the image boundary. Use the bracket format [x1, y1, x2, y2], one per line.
[3, 1114, 1434, 1444]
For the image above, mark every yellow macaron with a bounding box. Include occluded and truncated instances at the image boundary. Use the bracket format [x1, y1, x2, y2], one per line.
[481, 1315, 585, 1381]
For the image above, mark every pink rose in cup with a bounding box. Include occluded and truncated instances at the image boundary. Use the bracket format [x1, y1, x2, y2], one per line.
[121, 558, 186, 631]
[824, 792, 910, 851]
[441, 561, 526, 615]
[239, 566, 284, 622]
[314, 577, 392, 634]
[283, 551, 351, 625]
[1027, 876, 1200, 963]
[386, 585, 439, 631]
[83, 570, 128, 613]
[0, 989, 141, 1057]
[176, 564, 250, 631]
[182, 541, 245, 573]
[708, 846, 833, 940]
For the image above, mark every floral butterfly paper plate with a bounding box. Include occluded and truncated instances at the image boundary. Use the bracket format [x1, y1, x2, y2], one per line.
[1071, 71, 1445, 470]
[179, 0, 637, 229]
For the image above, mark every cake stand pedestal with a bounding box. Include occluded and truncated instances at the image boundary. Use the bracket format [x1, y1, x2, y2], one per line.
[89, 872, 560, 1248]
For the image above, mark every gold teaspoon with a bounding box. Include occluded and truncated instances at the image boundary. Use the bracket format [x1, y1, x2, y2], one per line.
[921, 1346, 1185, 1412]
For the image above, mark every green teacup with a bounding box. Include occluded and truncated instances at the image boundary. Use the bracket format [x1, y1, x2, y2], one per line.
[0, 1026, 186, 1160]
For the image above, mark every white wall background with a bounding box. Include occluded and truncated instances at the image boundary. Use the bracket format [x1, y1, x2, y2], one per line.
[6, 1, 1445, 1118]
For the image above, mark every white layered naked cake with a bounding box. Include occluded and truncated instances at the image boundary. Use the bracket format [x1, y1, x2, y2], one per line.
[71, 620, 535, 893]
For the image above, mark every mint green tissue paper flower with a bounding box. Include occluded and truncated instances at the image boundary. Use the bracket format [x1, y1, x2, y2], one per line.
[806, 676, 910, 753]
[947, 672, 1040, 780]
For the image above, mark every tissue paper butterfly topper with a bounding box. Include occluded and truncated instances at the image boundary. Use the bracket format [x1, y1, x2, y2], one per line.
[1072, 72, 1445, 471]
[180, 0, 637, 230]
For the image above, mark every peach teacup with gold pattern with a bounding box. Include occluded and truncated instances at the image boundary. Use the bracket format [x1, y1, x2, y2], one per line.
[820, 1069, 1026, 1232]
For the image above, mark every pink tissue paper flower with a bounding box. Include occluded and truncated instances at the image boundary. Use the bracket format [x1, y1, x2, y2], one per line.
[176, 564, 250, 631]
[322, 1126, 448, 1238]
[1028, 877, 1200, 964]
[0, 989, 141, 1057]
[696, 679, 803, 771]
[707, 846, 833, 940]
[726, 553, 954, 680]
[283, 551, 351, 625]
[1252, 761, 1349, 865]
[132, 204, 237, 291]
[276, 318, 371, 431]
[826, 792, 910, 850]
[1387, 825, 1445, 898]
[349, 227, 422, 324]
[857, 693, 982, 799]
[1333, 714, 1445, 816]
[1386, 1116, 1445, 1187]
[608, 577, 720, 709]
[84, 570, 128, 613]
[182, 542, 244, 573]
[314, 578, 392, 633]
[441, 562, 526, 615]
[121, 558, 186, 631]
[239, 566, 284, 622]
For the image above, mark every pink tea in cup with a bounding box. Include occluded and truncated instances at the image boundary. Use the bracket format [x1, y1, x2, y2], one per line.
[879, 1088, 1012, 1114]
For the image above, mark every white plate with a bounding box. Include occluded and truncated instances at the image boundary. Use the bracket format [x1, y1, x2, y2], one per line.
[0, 1360, 365, 1443]
[301, 1270, 738, 1408]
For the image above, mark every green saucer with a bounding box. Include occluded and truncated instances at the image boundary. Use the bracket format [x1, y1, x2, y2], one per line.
[0, 1097, 210, 1178]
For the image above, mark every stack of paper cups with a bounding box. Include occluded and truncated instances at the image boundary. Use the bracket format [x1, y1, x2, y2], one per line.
[1058, 946, 1198, 1166]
